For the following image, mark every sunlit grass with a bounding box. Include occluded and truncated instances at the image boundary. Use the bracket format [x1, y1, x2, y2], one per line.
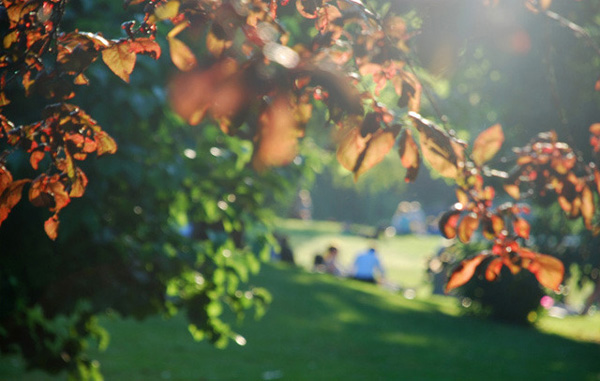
[276, 218, 443, 288]
[2, 219, 599, 380]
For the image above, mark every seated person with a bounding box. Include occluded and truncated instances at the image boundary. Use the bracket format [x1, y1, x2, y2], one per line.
[352, 247, 384, 284]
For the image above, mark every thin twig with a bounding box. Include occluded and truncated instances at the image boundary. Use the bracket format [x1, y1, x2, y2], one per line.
[542, 9, 600, 57]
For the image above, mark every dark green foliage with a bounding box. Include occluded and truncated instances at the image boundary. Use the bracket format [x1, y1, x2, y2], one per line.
[457, 262, 545, 325]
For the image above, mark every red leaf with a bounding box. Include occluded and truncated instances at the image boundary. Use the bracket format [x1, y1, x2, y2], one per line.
[472, 124, 504, 166]
[44, 214, 60, 241]
[0, 179, 30, 225]
[581, 185, 595, 229]
[458, 213, 480, 243]
[398, 128, 420, 182]
[446, 253, 488, 293]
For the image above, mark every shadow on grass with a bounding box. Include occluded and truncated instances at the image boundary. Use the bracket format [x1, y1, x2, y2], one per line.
[2, 262, 599, 380]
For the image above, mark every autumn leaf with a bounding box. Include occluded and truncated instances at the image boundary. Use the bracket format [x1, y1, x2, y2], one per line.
[69, 168, 89, 198]
[472, 124, 504, 166]
[439, 206, 463, 239]
[485, 257, 503, 281]
[129, 38, 161, 59]
[30, 150, 45, 170]
[95, 131, 118, 156]
[513, 217, 530, 239]
[409, 112, 461, 179]
[29, 176, 54, 208]
[296, 0, 319, 19]
[581, 185, 595, 229]
[336, 126, 367, 173]
[102, 42, 137, 82]
[206, 31, 232, 58]
[458, 212, 480, 243]
[44, 214, 60, 240]
[352, 125, 401, 180]
[446, 253, 488, 293]
[0, 166, 13, 194]
[48, 180, 71, 212]
[398, 128, 420, 182]
[520, 249, 564, 291]
[169, 37, 198, 71]
[154, 0, 180, 20]
[0, 179, 30, 225]
[252, 96, 301, 171]
[504, 183, 521, 200]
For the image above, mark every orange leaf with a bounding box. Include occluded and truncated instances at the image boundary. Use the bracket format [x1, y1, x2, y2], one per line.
[0, 179, 30, 225]
[513, 217, 530, 239]
[0, 165, 13, 194]
[129, 38, 161, 59]
[95, 131, 117, 156]
[590, 123, 600, 136]
[206, 31, 232, 58]
[30, 151, 45, 170]
[398, 128, 420, 182]
[353, 125, 401, 180]
[169, 37, 197, 71]
[439, 208, 462, 239]
[446, 253, 488, 293]
[48, 180, 70, 212]
[521, 250, 564, 291]
[581, 185, 595, 229]
[252, 96, 301, 171]
[458, 212, 480, 243]
[540, 0, 552, 10]
[29, 176, 54, 208]
[485, 257, 503, 281]
[472, 124, 504, 166]
[336, 126, 368, 174]
[504, 184, 520, 200]
[44, 214, 60, 240]
[69, 168, 88, 198]
[101, 42, 137, 82]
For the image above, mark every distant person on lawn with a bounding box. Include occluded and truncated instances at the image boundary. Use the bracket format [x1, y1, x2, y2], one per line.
[352, 246, 385, 284]
[324, 245, 344, 276]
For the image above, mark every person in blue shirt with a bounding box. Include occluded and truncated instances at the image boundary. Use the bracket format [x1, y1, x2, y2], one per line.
[352, 247, 385, 284]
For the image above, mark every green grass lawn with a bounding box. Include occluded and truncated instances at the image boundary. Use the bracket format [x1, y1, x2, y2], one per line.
[2, 219, 599, 380]
[275, 218, 443, 290]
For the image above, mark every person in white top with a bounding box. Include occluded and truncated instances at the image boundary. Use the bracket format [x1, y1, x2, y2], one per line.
[352, 247, 384, 284]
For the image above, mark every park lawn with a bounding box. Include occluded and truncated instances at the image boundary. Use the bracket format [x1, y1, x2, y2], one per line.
[275, 218, 443, 291]
[3, 219, 600, 380]
[3, 263, 599, 380]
